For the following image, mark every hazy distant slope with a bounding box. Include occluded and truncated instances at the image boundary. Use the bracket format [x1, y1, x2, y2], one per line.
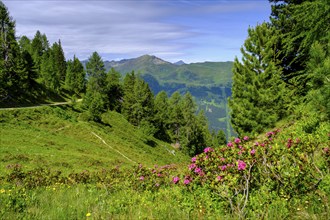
[104, 55, 233, 87]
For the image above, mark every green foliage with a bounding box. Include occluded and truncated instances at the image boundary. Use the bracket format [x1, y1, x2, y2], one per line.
[229, 23, 289, 136]
[83, 52, 107, 120]
[105, 68, 123, 111]
[270, 0, 330, 96]
[65, 55, 85, 95]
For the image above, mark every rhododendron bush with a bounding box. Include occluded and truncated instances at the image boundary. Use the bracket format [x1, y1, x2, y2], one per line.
[181, 127, 330, 215]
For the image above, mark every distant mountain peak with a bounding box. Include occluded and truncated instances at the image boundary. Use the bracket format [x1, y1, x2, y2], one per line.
[174, 60, 186, 65]
[138, 54, 169, 65]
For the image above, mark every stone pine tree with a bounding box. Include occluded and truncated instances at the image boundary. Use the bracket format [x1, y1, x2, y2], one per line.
[0, 1, 19, 99]
[83, 51, 107, 121]
[65, 55, 85, 95]
[229, 23, 288, 136]
[306, 40, 330, 119]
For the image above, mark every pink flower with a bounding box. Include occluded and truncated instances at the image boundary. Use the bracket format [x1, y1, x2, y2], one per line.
[260, 143, 265, 147]
[266, 131, 274, 137]
[250, 149, 256, 155]
[234, 138, 241, 144]
[237, 160, 246, 171]
[254, 142, 259, 146]
[238, 151, 242, 155]
[205, 155, 209, 160]
[239, 145, 243, 149]
[243, 136, 249, 141]
[173, 176, 180, 184]
[191, 157, 197, 163]
[221, 165, 227, 171]
[189, 163, 196, 170]
[184, 179, 191, 185]
[217, 176, 223, 181]
[227, 142, 233, 147]
[194, 167, 202, 173]
[324, 147, 329, 153]
[204, 147, 214, 153]
[157, 173, 162, 177]
[139, 176, 145, 181]
[220, 157, 225, 161]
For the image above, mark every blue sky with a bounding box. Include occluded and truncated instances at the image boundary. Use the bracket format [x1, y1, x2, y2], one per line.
[4, 0, 271, 63]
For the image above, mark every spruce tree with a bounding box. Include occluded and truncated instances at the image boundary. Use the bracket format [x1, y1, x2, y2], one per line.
[83, 52, 107, 120]
[0, 1, 19, 99]
[154, 91, 171, 141]
[168, 91, 184, 145]
[65, 55, 85, 95]
[31, 31, 49, 76]
[52, 40, 66, 84]
[105, 68, 123, 112]
[229, 23, 288, 136]
[122, 71, 136, 122]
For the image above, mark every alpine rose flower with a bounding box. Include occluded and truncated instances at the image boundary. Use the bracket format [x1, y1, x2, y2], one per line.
[173, 176, 180, 184]
[204, 147, 214, 153]
[227, 142, 233, 147]
[191, 157, 197, 163]
[217, 176, 223, 181]
[234, 138, 241, 144]
[243, 136, 249, 141]
[184, 179, 191, 185]
[237, 160, 246, 171]
[250, 149, 256, 155]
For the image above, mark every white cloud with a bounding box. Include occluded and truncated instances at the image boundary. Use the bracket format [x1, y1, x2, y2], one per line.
[3, 0, 270, 63]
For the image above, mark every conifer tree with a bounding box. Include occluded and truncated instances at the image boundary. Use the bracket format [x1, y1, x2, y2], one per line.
[83, 52, 107, 120]
[154, 91, 171, 141]
[122, 71, 136, 122]
[31, 31, 49, 75]
[229, 23, 288, 136]
[105, 68, 123, 112]
[52, 40, 66, 83]
[306, 39, 330, 119]
[168, 91, 184, 145]
[65, 55, 85, 95]
[269, 0, 330, 96]
[0, 1, 19, 99]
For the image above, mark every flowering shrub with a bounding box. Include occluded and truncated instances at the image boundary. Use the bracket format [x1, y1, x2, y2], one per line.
[179, 126, 330, 216]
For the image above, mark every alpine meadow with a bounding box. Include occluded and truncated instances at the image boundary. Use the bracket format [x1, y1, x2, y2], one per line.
[0, 0, 329, 219]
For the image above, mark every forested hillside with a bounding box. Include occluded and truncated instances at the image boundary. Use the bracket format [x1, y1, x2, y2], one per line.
[87, 54, 234, 136]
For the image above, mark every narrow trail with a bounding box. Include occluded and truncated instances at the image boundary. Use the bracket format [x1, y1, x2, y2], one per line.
[91, 132, 137, 164]
[0, 99, 82, 111]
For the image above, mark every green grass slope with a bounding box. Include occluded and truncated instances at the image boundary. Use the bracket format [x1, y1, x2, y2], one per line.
[0, 105, 188, 175]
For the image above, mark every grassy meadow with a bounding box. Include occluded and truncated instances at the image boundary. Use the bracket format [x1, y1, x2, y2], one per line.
[0, 104, 329, 219]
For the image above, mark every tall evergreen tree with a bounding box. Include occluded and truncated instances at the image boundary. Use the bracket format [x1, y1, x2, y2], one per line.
[269, 0, 330, 96]
[52, 40, 66, 83]
[31, 31, 49, 76]
[83, 52, 107, 120]
[105, 68, 123, 112]
[168, 91, 184, 144]
[0, 1, 19, 99]
[65, 55, 85, 95]
[229, 23, 288, 136]
[122, 71, 137, 121]
[154, 91, 171, 141]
